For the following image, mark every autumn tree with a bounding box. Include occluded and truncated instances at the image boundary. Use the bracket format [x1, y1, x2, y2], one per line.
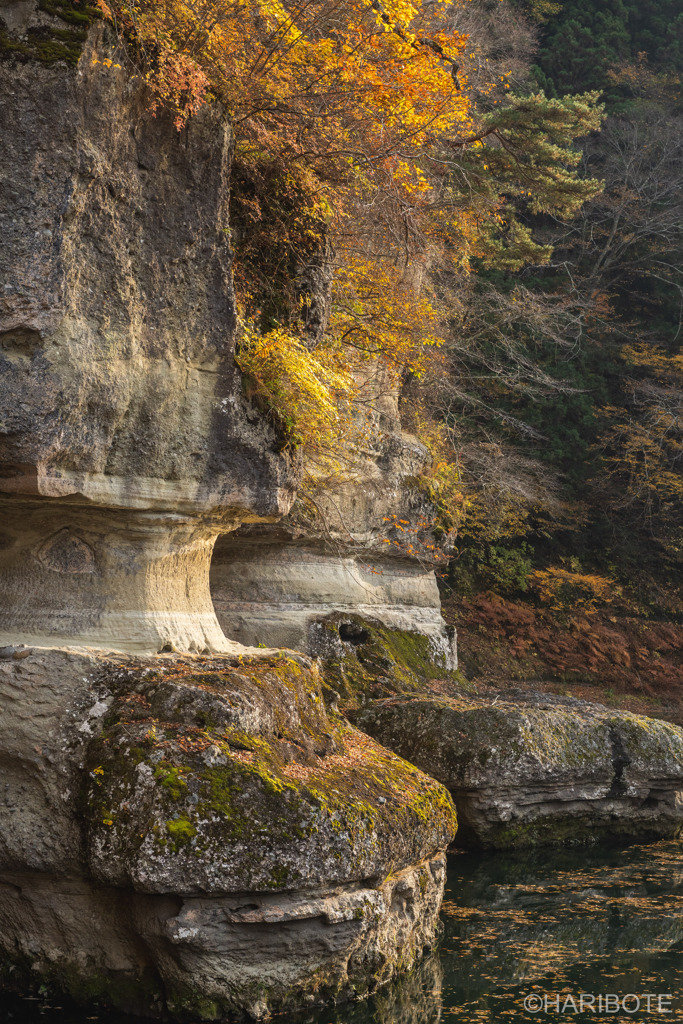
[428, 23, 683, 615]
[97, 0, 602, 337]
[534, 0, 683, 97]
[95, 0, 605, 556]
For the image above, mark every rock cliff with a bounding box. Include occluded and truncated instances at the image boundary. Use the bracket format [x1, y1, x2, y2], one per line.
[4, 7, 681, 1021]
[0, 11, 458, 1018]
[0, 10, 297, 654]
[211, 368, 456, 665]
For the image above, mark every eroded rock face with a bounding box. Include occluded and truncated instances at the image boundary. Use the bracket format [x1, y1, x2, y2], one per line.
[0, 15, 459, 1018]
[211, 370, 455, 662]
[0, 647, 456, 1019]
[354, 690, 683, 848]
[0, 14, 298, 653]
[211, 533, 449, 652]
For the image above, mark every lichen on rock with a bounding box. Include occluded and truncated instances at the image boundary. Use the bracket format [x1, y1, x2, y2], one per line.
[85, 654, 456, 895]
[354, 688, 683, 849]
[0, 646, 456, 1020]
[308, 611, 461, 710]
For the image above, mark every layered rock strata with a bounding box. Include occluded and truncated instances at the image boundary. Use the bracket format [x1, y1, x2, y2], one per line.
[0, 646, 456, 1019]
[0, 13, 297, 654]
[354, 689, 683, 848]
[211, 372, 456, 665]
[0, 15, 458, 1019]
[211, 532, 451, 655]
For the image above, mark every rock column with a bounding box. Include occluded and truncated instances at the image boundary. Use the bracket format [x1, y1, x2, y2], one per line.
[0, 15, 297, 652]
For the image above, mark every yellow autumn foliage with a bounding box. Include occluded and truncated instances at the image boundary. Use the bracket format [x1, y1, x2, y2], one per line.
[235, 322, 356, 462]
[328, 253, 446, 378]
[96, 0, 604, 513]
[407, 416, 468, 537]
[529, 567, 617, 612]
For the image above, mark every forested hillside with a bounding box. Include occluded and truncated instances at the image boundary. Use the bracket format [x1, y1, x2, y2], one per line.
[433, 0, 683, 712]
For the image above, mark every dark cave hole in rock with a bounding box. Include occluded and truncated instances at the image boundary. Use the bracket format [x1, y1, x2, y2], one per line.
[339, 622, 370, 646]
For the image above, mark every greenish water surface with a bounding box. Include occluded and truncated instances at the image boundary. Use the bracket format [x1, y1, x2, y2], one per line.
[3, 840, 682, 1024]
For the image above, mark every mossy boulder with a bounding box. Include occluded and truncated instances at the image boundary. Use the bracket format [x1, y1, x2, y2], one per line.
[0, 647, 456, 1021]
[308, 612, 462, 710]
[354, 690, 683, 849]
[85, 654, 457, 893]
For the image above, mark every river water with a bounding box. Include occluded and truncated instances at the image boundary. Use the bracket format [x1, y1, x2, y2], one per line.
[3, 840, 683, 1024]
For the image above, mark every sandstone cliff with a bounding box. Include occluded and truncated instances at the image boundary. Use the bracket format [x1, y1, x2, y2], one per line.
[3, 8, 682, 1022]
[0, 10, 458, 1018]
[0, 9, 298, 655]
[211, 365, 457, 666]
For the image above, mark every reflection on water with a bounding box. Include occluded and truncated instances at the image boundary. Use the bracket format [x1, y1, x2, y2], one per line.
[436, 840, 683, 1023]
[2, 841, 683, 1024]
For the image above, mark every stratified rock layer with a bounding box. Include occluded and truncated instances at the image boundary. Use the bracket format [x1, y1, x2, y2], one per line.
[211, 370, 455, 662]
[0, 15, 297, 653]
[0, 646, 456, 1019]
[211, 536, 450, 652]
[354, 690, 683, 848]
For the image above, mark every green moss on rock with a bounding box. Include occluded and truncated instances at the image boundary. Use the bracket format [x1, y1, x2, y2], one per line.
[312, 613, 466, 710]
[166, 816, 197, 848]
[0, 0, 100, 66]
[355, 690, 683, 850]
[155, 763, 189, 801]
[83, 654, 457, 893]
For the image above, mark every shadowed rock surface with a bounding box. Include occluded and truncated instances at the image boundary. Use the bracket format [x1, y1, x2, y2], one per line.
[306, 612, 459, 709]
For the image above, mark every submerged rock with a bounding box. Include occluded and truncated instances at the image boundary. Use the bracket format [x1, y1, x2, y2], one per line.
[0, 647, 456, 1019]
[354, 689, 683, 849]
